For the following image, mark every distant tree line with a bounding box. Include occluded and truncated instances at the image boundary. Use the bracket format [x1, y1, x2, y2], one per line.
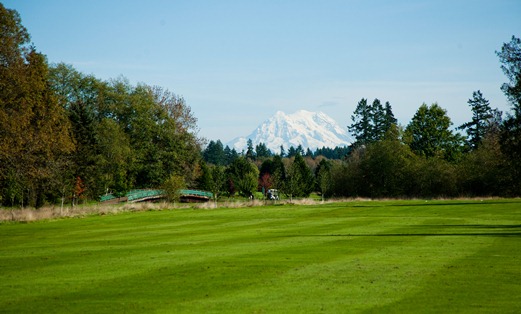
[203, 139, 351, 166]
[202, 35, 521, 199]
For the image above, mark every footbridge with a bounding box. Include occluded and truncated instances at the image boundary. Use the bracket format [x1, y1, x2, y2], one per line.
[100, 189, 213, 203]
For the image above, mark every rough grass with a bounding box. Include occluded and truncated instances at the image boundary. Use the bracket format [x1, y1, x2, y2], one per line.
[0, 198, 326, 222]
[1, 199, 520, 313]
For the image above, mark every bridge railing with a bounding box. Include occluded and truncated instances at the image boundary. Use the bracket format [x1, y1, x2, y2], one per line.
[180, 189, 213, 199]
[126, 189, 164, 202]
[100, 189, 213, 202]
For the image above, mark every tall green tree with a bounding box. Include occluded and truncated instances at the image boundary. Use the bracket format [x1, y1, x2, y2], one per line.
[348, 98, 372, 146]
[196, 161, 213, 191]
[360, 125, 414, 198]
[255, 142, 272, 158]
[370, 98, 386, 141]
[405, 103, 463, 160]
[458, 131, 508, 196]
[208, 165, 226, 202]
[496, 35, 521, 115]
[162, 174, 186, 203]
[223, 145, 239, 166]
[349, 98, 397, 146]
[285, 153, 314, 199]
[270, 155, 286, 191]
[383, 101, 398, 131]
[49, 64, 105, 198]
[458, 90, 495, 150]
[315, 159, 332, 201]
[203, 140, 225, 165]
[246, 139, 255, 160]
[0, 4, 74, 206]
[226, 156, 259, 197]
[496, 36, 521, 195]
[96, 118, 132, 196]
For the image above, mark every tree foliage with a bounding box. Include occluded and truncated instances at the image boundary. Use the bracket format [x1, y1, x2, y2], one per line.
[349, 98, 397, 146]
[0, 5, 74, 207]
[315, 159, 332, 201]
[203, 140, 225, 166]
[497, 35, 521, 195]
[496, 35, 521, 115]
[226, 156, 259, 197]
[458, 90, 495, 150]
[405, 103, 463, 160]
[284, 153, 314, 199]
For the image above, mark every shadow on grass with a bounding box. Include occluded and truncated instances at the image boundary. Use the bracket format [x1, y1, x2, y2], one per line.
[315, 232, 521, 237]
[420, 224, 521, 229]
[295, 225, 521, 238]
[393, 200, 521, 207]
[344, 200, 521, 208]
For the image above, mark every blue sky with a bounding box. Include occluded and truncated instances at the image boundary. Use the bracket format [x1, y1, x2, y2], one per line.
[5, 0, 521, 142]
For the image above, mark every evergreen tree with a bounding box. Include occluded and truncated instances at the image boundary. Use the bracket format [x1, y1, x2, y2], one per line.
[270, 155, 286, 191]
[246, 139, 255, 160]
[348, 98, 372, 146]
[259, 159, 274, 177]
[287, 146, 297, 158]
[223, 145, 239, 165]
[255, 142, 272, 158]
[349, 98, 395, 145]
[370, 98, 386, 141]
[296, 145, 304, 156]
[285, 153, 314, 199]
[203, 140, 225, 165]
[383, 101, 398, 131]
[458, 90, 494, 150]
[49, 63, 106, 198]
[280, 145, 286, 157]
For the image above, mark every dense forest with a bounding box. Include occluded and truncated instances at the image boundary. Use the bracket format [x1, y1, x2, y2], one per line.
[1, 4, 520, 207]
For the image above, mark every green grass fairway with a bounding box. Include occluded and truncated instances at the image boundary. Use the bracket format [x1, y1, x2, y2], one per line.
[1, 200, 520, 313]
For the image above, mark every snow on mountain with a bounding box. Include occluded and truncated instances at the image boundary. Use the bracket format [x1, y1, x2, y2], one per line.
[227, 110, 352, 152]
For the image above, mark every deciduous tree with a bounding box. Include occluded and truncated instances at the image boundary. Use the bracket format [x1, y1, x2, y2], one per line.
[405, 103, 463, 160]
[497, 36, 521, 195]
[315, 159, 332, 201]
[226, 156, 259, 197]
[0, 5, 74, 206]
[496, 35, 521, 115]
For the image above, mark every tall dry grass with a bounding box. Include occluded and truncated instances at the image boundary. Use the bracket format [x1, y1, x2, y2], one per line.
[0, 198, 333, 222]
[3, 196, 500, 223]
[0, 202, 173, 223]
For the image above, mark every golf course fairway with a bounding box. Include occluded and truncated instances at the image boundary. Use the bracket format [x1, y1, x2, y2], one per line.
[1, 199, 520, 313]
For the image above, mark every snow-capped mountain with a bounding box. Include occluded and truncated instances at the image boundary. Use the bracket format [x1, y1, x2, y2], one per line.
[227, 110, 352, 152]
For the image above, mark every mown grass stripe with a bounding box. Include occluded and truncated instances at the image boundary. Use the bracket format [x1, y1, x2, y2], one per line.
[0, 199, 520, 313]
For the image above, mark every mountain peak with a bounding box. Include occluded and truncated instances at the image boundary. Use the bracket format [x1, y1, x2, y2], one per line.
[227, 110, 351, 152]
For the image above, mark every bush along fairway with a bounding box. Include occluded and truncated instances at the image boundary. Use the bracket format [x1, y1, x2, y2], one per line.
[1, 199, 520, 313]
